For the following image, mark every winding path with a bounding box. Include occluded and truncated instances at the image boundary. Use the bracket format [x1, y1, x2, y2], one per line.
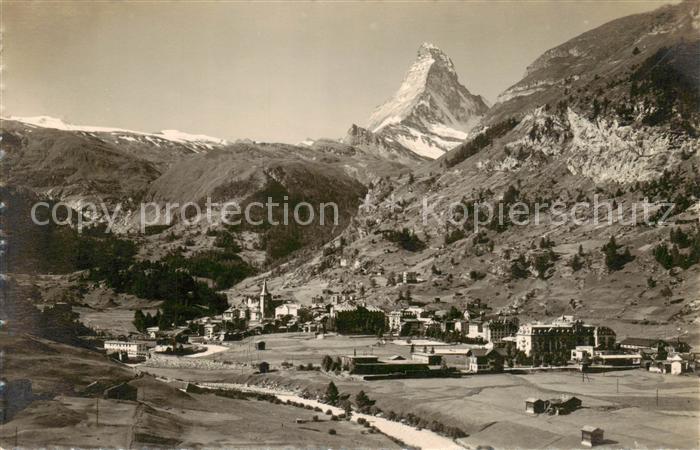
[185, 344, 229, 358]
[195, 381, 465, 450]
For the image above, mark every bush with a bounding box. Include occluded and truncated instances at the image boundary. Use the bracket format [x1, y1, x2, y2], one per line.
[328, 429, 337, 435]
[510, 254, 530, 279]
[469, 270, 486, 280]
[383, 228, 425, 252]
[444, 228, 465, 245]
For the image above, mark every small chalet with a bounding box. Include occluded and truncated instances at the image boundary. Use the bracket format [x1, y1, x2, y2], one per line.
[581, 426, 604, 447]
[525, 398, 546, 414]
[466, 348, 505, 373]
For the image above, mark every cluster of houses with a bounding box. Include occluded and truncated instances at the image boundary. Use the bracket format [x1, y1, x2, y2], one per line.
[98, 278, 696, 376]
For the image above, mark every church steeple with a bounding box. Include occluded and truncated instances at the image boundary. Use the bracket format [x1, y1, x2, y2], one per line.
[259, 279, 272, 319]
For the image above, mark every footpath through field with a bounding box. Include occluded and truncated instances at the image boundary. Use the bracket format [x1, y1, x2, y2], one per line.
[195, 381, 465, 450]
[185, 344, 229, 358]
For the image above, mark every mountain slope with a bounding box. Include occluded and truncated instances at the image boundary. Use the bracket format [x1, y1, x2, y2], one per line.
[341, 124, 428, 165]
[234, 1, 700, 345]
[9, 116, 228, 153]
[486, 0, 700, 126]
[367, 43, 490, 159]
[0, 119, 164, 206]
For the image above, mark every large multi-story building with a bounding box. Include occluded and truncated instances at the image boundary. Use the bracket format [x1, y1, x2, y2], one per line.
[387, 306, 433, 335]
[593, 326, 617, 349]
[104, 340, 149, 358]
[516, 316, 600, 357]
[329, 303, 386, 334]
[487, 318, 520, 343]
[467, 318, 519, 343]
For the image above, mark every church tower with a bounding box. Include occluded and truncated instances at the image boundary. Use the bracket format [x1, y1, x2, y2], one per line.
[259, 279, 273, 319]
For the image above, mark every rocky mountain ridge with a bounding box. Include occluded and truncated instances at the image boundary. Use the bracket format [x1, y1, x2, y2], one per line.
[366, 43, 490, 159]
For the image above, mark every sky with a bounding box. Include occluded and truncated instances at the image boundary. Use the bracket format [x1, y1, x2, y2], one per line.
[2, 1, 677, 143]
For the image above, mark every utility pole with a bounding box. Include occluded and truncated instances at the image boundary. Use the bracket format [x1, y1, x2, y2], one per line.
[656, 388, 659, 407]
[616, 378, 619, 393]
[96, 398, 99, 426]
[14, 426, 18, 448]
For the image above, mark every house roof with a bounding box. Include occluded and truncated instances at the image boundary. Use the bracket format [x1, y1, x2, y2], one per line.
[276, 303, 300, 310]
[620, 337, 665, 347]
[493, 347, 508, 357]
[581, 425, 602, 433]
[596, 354, 641, 360]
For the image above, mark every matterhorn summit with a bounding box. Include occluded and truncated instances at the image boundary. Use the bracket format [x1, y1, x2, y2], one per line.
[366, 43, 489, 159]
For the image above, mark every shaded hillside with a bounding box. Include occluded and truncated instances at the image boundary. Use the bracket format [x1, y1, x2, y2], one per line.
[0, 121, 162, 205]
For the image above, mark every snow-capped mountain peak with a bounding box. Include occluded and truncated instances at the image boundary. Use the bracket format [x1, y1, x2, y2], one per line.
[365, 43, 489, 159]
[6, 115, 228, 149]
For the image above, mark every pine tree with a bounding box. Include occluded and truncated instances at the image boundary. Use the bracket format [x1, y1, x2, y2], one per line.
[321, 355, 333, 372]
[602, 235, 633, 271]
[133, 310, 146, 332]
[354, 390, 374, 411]
[570, 254, 584, 272]
[324, 382, 339, 405]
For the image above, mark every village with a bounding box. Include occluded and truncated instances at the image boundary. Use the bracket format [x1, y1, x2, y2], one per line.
[74, 274, 697, 448]
[17, 268, 700, 450]
[101, 276, 697, 380]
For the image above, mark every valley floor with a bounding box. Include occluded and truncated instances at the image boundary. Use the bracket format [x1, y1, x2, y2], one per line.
[139, 333, 700, 449]
[3, 332, 699, 448]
